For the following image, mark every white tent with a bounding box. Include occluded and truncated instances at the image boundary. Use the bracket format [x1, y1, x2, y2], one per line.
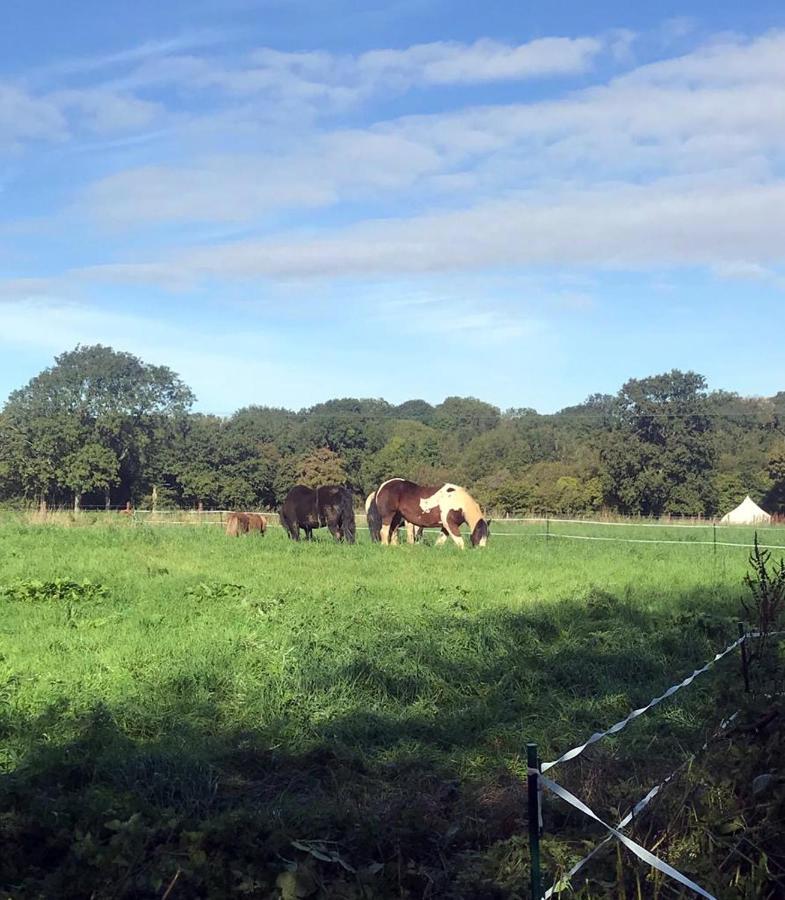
[720, 495, 771, 525]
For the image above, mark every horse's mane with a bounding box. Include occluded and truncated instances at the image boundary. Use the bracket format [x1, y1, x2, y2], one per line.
[456, 489, 485, 529]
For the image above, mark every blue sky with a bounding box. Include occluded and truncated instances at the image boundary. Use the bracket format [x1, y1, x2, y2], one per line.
[2, 1, 785, 414]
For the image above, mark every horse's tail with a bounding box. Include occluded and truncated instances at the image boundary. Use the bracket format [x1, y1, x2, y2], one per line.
[225, 512, 240, 536]
[366, 492, 382, 542]
[340, 489, 356, 544]
[279, 504, 296, 539]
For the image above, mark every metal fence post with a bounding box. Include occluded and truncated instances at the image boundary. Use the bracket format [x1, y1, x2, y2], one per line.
[527, 743, 542, 900]
[738, 622, 750, 693]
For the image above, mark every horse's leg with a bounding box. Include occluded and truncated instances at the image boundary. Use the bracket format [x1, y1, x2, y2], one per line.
[382, 511, 402, 545]
[435, 528, 449, 546]
[390, 512, 403, 545]
[406, 522, 416, 544]
[444, 511, 465, 549]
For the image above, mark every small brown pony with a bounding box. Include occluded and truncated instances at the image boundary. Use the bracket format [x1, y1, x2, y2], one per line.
[225, 512, 267, 537]
[370, 478, 489, 549]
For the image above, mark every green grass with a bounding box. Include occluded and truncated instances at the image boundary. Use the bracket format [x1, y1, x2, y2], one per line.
[0, 520, 779, 898]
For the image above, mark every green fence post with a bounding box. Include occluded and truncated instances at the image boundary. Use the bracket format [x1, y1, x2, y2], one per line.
[527, 743, 542, 900]
[738, 622, 750, 693]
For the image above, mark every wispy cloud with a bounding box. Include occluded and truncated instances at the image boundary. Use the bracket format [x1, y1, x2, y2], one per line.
[0, 84, 67, 148]
[376, 293, 543, 344]
[32, 31, 232, 80]
[6, 27, 785, 293]
[43, 29, 783, 244]
[0, 297, 316, 410]
[1, 31, 607, 153]
[57, 178, 785, 285]
[115, 35, 604, 100]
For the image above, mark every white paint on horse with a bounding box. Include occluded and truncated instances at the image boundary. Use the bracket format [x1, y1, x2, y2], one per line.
[419, 483, 486, 550]
[419, 483, 459, 513]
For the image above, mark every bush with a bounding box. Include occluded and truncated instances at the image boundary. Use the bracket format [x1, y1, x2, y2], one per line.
[0, 578, 107, 603]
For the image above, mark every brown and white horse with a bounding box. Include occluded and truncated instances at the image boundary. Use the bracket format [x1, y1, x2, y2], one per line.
[365, 490, 421, 543]
[371, 478, 489, 549]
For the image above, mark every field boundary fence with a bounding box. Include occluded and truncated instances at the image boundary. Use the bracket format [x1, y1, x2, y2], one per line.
[489, 515, 785, 552]
[526, 627, 785, 899]
[7, 506, 785, 552]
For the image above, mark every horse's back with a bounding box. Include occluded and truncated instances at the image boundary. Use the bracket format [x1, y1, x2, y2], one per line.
[375, 478, 415, 514]
[226, 512, 249, 536]
[319, 485, 356, 532]
[376, 479, 441, 517]
[247, 514, 267, 534]
[282, 485, 317, 514]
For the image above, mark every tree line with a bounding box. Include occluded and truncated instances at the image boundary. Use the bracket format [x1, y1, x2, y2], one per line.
[1, 345, 784, 516]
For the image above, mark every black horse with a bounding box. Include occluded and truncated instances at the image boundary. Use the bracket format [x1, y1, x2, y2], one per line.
[279, 484, 356, 543]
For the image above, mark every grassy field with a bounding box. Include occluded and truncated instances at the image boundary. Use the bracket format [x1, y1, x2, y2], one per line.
[1, 518, 782, 898]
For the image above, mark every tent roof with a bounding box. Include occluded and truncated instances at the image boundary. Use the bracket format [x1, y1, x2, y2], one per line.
[720, 495, 771, 524]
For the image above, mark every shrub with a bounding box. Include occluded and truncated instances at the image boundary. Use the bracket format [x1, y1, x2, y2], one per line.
[0, 578, 107, 603]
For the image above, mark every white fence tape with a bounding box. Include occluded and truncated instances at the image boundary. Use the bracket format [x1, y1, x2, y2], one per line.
[535, 771, 716, 899]
[138, 521, 225, 526]
[126, 521, 785, 550]
[512, 516, 785, 530]
[517, 517, 721, 529]
[541, 634, 745, 772]
[473, 530, 785, 550]
[543, 710, 739, 897]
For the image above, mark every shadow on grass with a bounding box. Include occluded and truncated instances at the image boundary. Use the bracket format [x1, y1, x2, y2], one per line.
[0, 584, 750, 899]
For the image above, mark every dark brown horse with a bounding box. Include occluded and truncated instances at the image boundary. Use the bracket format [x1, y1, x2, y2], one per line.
[225, 512, 267, 536]
[370, 478, 489, 549]
[280, 485, 356, 543]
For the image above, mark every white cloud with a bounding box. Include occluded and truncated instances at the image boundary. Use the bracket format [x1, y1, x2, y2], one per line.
[8, 27, 785, 293]
[67, 179, 785, 282]
[0, 84, 67, 148]
[85, 126, 444, 226]
[0, 298, 316, 410]
[112, 34, 605, 112]
[376, 293, 542, 344]
[620, 30, 785, 86]
[712, 260, 785, 290]
[7, 33, 601, 152]
[51, 89, 164, 134]
[356, 37, 603, 85]
[63, 29, 785, 235]
[33, 32, 232, 80]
